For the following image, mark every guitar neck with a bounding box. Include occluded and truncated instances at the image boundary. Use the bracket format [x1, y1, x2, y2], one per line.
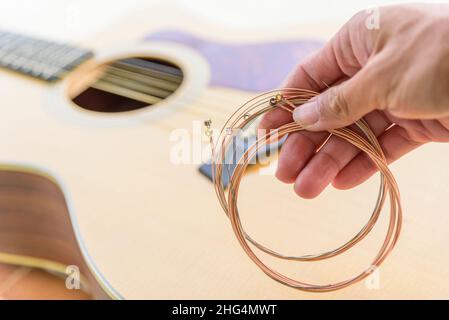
[0, 31, 93, 82]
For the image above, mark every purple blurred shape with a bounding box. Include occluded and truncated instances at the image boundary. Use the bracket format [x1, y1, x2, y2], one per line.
[144, 30, 323, 92]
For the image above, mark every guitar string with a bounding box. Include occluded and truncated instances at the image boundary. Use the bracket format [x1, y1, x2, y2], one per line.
[62, 61, 266, 121]
[207, 88, 402, 292]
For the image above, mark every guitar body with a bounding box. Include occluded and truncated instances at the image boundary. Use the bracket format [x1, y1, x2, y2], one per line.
[1, 7, 449, 299]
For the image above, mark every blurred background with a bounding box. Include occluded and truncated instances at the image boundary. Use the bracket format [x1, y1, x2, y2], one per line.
[1, 0, 428, 42]
[0, 0, 442, 300]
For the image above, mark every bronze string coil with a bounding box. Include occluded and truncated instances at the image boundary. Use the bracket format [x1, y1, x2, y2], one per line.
[206, 88, 402, 292]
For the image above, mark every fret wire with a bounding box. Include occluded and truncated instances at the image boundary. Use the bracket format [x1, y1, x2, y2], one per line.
[0, 30, 93, 81]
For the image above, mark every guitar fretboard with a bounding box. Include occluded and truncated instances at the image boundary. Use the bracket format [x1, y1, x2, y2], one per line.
[0, 31, 93, 81]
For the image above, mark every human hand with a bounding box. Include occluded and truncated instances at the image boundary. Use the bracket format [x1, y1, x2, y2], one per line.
[259, 4, 449, 198]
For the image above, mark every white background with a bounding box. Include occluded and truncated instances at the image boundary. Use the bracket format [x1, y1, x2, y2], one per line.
[0, 0, 444, 42]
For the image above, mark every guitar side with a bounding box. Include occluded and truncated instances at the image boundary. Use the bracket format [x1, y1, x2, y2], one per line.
[0, 166, 119, 299]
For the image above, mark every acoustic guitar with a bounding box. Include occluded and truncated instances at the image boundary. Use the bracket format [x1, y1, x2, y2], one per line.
[1, 7, 448, 299]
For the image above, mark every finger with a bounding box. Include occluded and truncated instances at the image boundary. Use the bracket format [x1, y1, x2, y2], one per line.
[258, 20, 364, 131]
[292, 50, 391, 132]
[292, 111, 391, 198]
[275, 131, 330, 183]
[332, 125, 424, 189]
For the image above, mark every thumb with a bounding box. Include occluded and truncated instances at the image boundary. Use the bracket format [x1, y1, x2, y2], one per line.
[292, 68, 383, 131]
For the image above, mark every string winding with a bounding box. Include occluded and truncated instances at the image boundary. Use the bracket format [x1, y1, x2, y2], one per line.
[206, 88, 402, 292]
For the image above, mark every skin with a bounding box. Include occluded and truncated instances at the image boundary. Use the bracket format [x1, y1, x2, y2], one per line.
[258, 3, 449, 199]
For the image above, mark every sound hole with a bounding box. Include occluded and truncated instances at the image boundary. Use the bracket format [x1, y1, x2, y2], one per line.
[71, 57, 183, 113]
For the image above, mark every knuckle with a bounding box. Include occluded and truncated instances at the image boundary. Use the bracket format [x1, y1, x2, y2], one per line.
[322, 86, 352, 121]
[397, 126, 429, 144]
[352, 9, 367, 22]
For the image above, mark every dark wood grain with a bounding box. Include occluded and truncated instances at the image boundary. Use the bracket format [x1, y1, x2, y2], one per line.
[0, 170, 111, 299]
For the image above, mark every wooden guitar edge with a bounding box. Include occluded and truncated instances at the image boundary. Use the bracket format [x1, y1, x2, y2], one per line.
[0, 166, 120, 299]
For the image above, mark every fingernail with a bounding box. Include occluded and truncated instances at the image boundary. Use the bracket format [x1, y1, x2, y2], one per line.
[293, 101, 319, 128]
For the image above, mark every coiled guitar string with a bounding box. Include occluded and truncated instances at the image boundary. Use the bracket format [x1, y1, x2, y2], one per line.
[206, 88, 402, 292]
